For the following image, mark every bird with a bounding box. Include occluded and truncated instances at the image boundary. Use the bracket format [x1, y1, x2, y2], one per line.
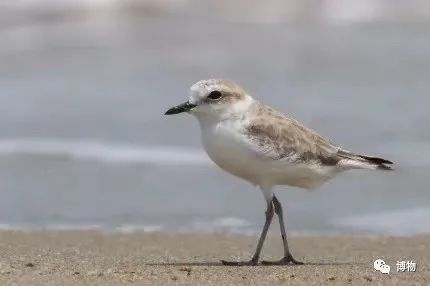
[164, 79, 393, 266]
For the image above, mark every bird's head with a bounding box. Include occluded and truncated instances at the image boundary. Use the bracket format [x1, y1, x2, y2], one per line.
[165, 79, 254, 121]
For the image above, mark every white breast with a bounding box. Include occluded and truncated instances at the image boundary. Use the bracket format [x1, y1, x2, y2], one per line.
[199, 119, 262, 185]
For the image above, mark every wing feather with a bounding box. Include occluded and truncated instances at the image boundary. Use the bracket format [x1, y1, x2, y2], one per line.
[242, 103, 393, 170]
[243, 104, 340, 165]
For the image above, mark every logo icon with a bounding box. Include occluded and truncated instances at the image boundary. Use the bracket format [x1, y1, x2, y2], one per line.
[374, 259, 390, 274]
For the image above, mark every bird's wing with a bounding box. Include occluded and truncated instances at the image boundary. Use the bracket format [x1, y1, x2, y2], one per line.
[243, 104, 393, 170]
[243, 105, 340, 165]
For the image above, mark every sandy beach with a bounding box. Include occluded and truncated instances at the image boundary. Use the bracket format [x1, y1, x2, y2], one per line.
[0, 231, 428, 285]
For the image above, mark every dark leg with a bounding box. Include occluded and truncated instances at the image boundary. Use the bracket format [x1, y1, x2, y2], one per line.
[261, 196, 303, 265]
[221, 201, 274, 266]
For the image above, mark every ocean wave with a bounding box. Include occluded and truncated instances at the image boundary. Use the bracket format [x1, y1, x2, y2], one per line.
[0, 222, 164, 233]
[0, 217, 255, 235]
[0, 138, 210, 166]
[0, 223, 103, 231]
[113, 224, 164, 233]
[187, 217, 256, 235]
[331, 208, 430, 236]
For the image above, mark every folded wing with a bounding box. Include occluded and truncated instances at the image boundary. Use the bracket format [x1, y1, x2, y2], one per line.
[243, 104, 393, 170]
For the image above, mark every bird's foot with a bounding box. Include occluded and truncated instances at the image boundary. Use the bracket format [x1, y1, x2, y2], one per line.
[261, 254, 304, 265]
[221, 258, 258, 266]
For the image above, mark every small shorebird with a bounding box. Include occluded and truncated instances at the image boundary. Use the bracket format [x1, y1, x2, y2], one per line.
[165, 79, 393, 266]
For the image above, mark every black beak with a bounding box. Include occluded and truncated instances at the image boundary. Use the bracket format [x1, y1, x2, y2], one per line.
[164, 101, 197, 115]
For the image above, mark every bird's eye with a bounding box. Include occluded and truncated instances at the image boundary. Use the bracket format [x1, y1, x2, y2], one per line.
[207, 90, 223, 100]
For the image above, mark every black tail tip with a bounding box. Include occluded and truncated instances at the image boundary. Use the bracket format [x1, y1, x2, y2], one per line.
[359, 155, 394, 171]
[377, 164, 393, 171]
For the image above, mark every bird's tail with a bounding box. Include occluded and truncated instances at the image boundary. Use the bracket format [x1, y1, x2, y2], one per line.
[356, 155, 393, 170]
[337, 149, 394, 170]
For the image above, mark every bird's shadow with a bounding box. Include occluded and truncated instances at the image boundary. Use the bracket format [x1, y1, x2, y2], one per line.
[146, 261, 362, 267]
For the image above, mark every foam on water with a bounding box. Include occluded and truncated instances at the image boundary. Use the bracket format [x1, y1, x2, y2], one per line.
[0, 217, 255, 235]
[331, 208, 430, 236]
[0, 223, 103, 231]
[1, 211, 429, 236]
[189, 217, 253, 233]
[113, 224, 164, 233]
[0, 138, 210, 166]
[0, 222, 162, 233]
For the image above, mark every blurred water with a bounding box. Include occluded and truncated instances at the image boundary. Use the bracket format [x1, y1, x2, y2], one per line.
[0, 1, 429, 235]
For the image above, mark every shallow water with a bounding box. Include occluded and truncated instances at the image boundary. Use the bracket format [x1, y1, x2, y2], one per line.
[0, 1, 429, 235]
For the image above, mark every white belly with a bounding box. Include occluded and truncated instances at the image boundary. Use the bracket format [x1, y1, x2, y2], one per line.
[200, 120, 339, 189]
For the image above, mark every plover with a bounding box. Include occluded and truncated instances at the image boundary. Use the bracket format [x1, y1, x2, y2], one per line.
[165, 79, 393, 266]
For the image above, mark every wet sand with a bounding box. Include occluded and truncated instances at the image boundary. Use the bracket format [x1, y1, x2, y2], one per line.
[0, 231, 429, 285]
